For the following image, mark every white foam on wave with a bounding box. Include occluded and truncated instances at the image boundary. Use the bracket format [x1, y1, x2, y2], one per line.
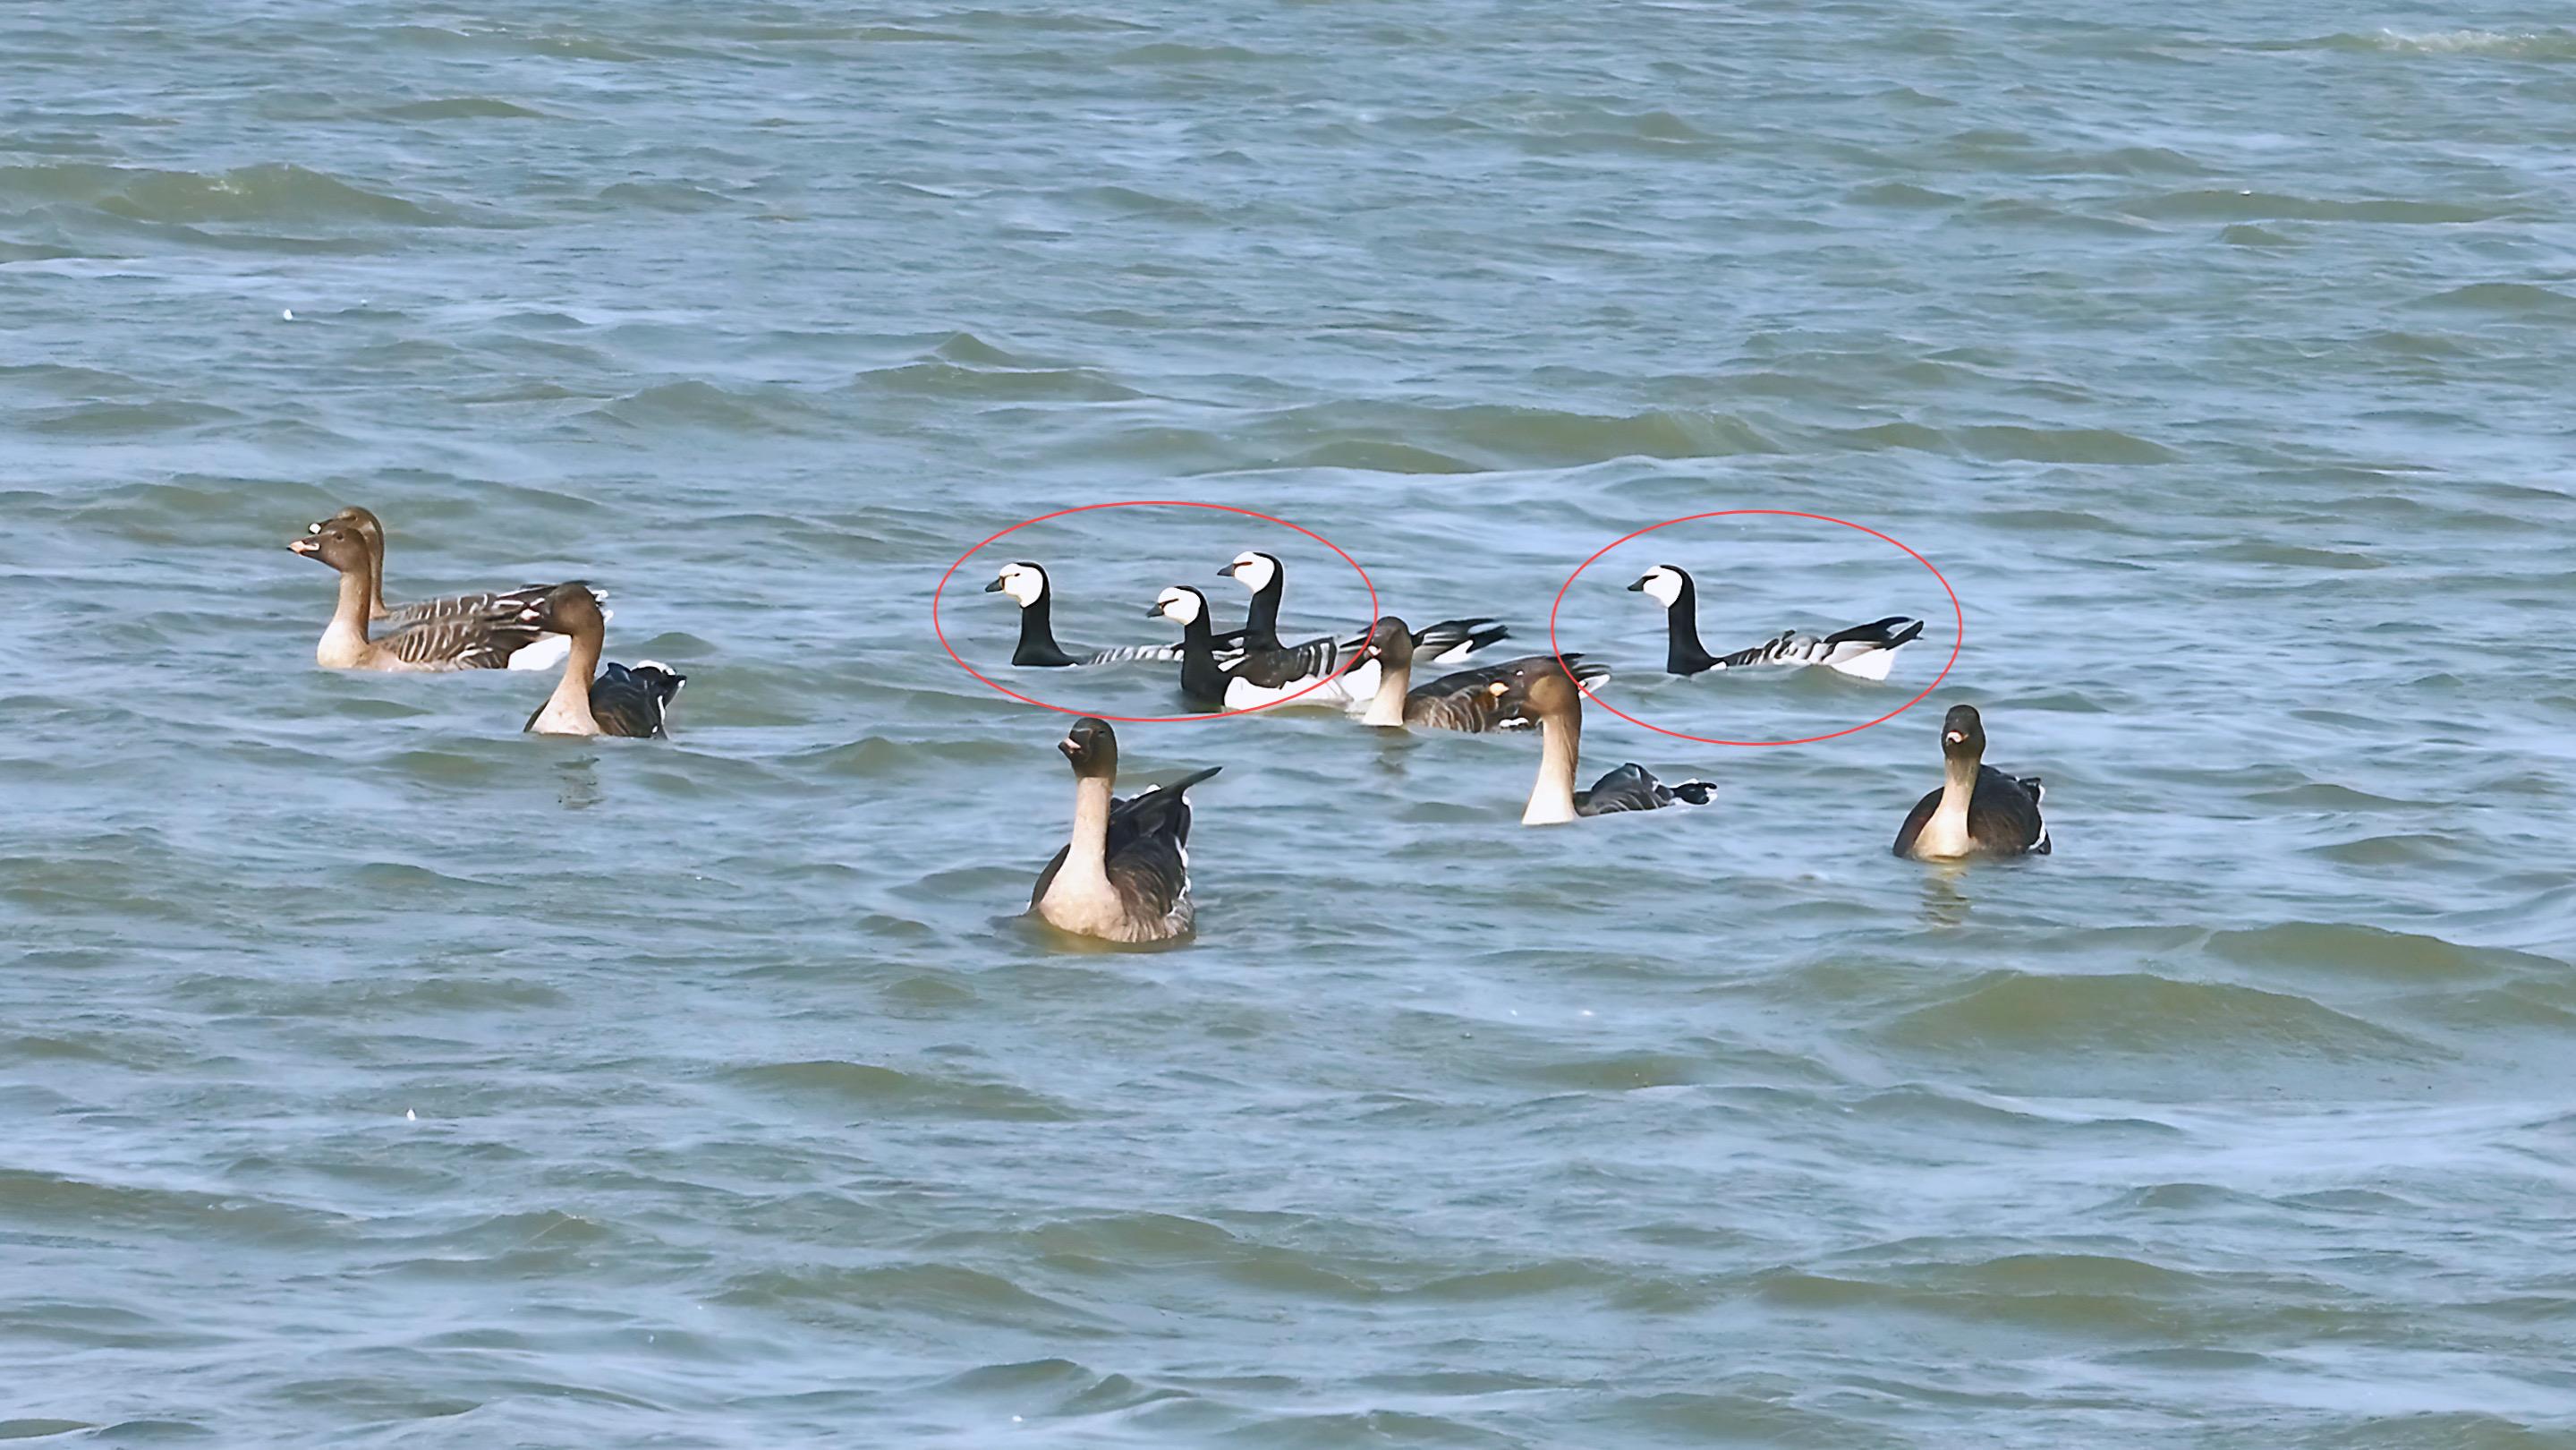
[2373, 28, 2559, 55]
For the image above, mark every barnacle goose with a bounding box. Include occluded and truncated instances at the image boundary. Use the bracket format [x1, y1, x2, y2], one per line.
[1628, 564, 1922, 680]
[1892, 704, 2049, 860]
[983, 561, 1179, 667]
[1219, 550, 1509, 703]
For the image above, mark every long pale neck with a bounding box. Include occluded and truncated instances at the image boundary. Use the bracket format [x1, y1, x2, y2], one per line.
[319, 567, 373, 663]
[369, 536, 391, 617]
[1361, 651, 1411, 727]
[1524, 710, 1582, 824]
[1061, 774, 1115, 888]
[541, 618, 606, 729]
[1936, 751, 1979, 816]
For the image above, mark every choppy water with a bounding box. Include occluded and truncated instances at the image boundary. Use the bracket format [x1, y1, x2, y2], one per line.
[7, 1, 2576, 1445]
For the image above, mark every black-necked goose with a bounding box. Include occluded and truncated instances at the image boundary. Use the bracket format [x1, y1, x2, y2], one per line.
[1220, 550, 1509, 695]
[1356, 617, 1611, 732]
[306, 506, 593, 671]
[1893, 704, 2048, 860]
[1031, 717, 1219, 943]
[291, 518, 555, 671]
[1516, 669, 1713, 825]
[1151, 585, 1367, 712]
[1629, 564, 1922, 681]
[983, 561, 1179, 668]
[515, 583, 684, 738]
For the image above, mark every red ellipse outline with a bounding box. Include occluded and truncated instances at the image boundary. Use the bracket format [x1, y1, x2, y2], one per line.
[1548, 510, 1961, 747]
[934, 500, 1380, 723]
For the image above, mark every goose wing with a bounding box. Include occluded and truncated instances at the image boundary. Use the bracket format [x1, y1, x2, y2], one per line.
[1405, 653, 1610, 733]
[379, 604, 553, 671]
[385, 584, 563, 627]
[1031, 766, 1220, 914]
[1968, 765, 2049, 856]
[588, 663, 673, 738]
[1077, 643, 1184, 665]
[1574, 763, 1714, 816]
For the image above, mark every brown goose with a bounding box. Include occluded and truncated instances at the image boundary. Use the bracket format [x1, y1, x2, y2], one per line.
[514, 584, 684, 738]
[289, 518, 553, 671]
[1356, 617, 1611, 732]
[1031, 718, 1219, 942]
[306, 506, 592, 670]
[1514, 668, 1713, 825]
[1893, 704, 2049, 860]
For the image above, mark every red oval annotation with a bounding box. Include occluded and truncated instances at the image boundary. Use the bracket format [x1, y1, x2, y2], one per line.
[1547, 509, 1961, 747]
[933, 500, 1381, 723]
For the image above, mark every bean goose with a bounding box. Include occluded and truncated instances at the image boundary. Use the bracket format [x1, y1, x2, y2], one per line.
[1356, 616, 1611, 732]
[1629, 564, 1922, 680]
[516, 584, 684, 738]
[291, 517, 555, 671]
[1516, 669, 1714, 825]
[306, 506, 594, 671]
[1892, 704, 2049, 860]
[1031, 717, 1219, 943]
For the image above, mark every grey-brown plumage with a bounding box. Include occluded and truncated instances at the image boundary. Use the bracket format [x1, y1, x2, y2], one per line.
[1357, 617, 1610, 732]
[1517, 669, 1714, 825]
[311, 506, 589, 670]
[291, 518, 554, 671]
[1031, 718, 1218, 943]
[515, 584, 682, 739]
[1893, 704, 2049, 860]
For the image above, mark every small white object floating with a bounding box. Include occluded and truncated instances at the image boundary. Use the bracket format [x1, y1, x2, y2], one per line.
[404, 1108, 416, 1120]
[282, 309, 294, 320]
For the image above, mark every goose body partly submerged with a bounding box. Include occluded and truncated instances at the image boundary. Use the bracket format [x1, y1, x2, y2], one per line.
[1515, 668, 1714, 825]
[516, 584, 684, 738]
[1219, 550, 1509, 704]
[1893, 704, 2049, 860]
[1356, 617, 1611, 732]
[308, 506, 594, 671]
[1152, 585, 1367, 712]
[984, 561, 1178, 667]
[1032, 717, 1218, 943]
[292, 517, 557, 671]
[1630, 564, 1922, 680]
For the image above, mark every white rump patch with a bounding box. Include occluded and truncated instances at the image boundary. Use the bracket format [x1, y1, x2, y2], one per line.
[1824, 644, 1898, 681]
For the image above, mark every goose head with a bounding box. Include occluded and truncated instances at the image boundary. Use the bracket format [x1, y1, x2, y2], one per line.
[1361, 615, 1415, 669]
[1217, 550, 1280, 593]
[1149, 585, 1208, 627]
[1941, 704, 1985, 763]
[516, 581, 606, 635]
[1627, 564, 1689, 610]
[984, 560, 1050, 608]
[289, 517, 372, 574]
[1058, 716, 1118, 779]
[1501, 664, 1585, 723]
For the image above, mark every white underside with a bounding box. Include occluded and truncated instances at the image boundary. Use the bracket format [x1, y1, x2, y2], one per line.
[506, 633, 573, 671]
[1822, 643, 1898, 680]
[1222, 658, 1378, 710]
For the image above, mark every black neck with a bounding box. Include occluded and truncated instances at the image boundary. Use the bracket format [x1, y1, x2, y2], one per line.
[1240, 576, 1283, 652]
[1012, 593, 1078, 667]
[1177, 613, 1228, 708]
[1664, 577, 1714, 674]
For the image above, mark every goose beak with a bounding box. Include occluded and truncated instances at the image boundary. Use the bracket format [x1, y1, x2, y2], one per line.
[1625, 576, 1647, 592]
[1215, 562, 1239, 577]
[288, 538, 318, 556]
[1487, 680, 1509, 697]
[1057, 736, 1080, 760]
[1944, 729, 1966, 744]
[982, 577, 1006, 593]
[1143, 603, 1164, 618]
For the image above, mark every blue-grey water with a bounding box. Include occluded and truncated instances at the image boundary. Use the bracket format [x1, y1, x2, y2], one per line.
[7, 2, 2576, 1445]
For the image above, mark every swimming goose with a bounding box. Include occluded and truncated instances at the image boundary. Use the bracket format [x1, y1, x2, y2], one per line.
[1220, 550, 1509, 693]
[515, 583, 684, 738]
[1151, 585, 1370, 712]
[1517, 668, 1714, 825]
[290, 518, 556, 671]
[1893, 704, 2049, 860]
[982, 561, 1178, 667]
[306, 506, 595, 671]
[1031, 717, 1219, 943]
[1357, 617, 1611, 732]
[1628, 564, 1923, 680]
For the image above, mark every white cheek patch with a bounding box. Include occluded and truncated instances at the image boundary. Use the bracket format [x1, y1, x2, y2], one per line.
[1231, 552, 1277, 592]
[1640, 569, 1684, 609]
[997, 567, 1044, 606]
[1157, 589, 1202, 624]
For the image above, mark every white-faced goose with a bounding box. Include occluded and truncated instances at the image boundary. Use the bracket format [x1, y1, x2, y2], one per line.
[1629, 564, 1922, 680]
[1516, 669, 1713, 825]
[1031, 716, 1219, 943]
[1150, 585, 1369, 712]
[515, 583, 684, 738]
[982, 561, 1178, 668]
[1893, 704, 2049, 860]
[1219, 550, 1509, 702]
[306, 506, 595, 671]
[291, 518, 557, 671]
[1356, 617, 1611, 732]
